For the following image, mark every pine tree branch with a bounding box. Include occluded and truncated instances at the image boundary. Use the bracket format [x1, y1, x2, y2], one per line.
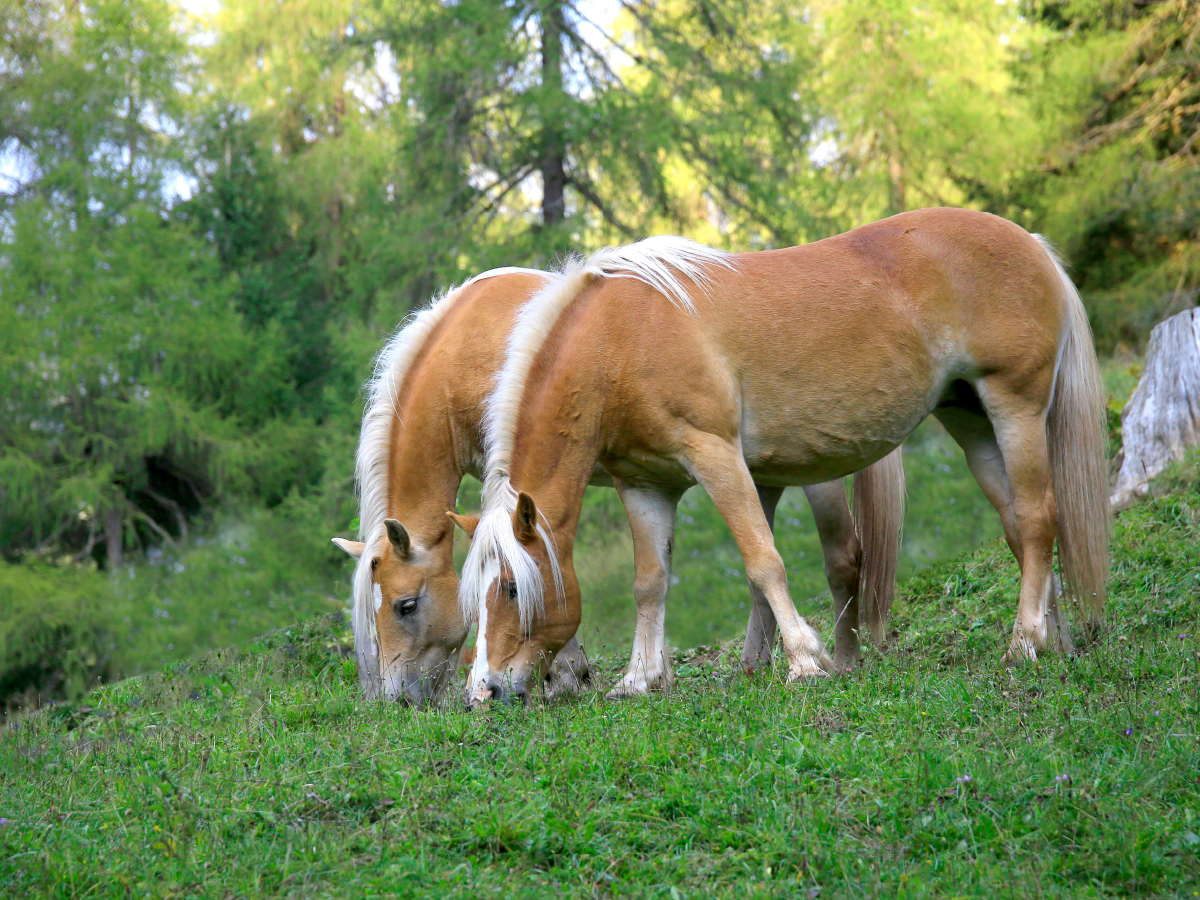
[566, 172, 639, 238]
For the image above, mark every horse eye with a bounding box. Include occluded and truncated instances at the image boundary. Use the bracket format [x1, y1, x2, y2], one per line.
[370, 558, 379, 571]
[394, 597, 418, 617]
[506, 582, 518, 600]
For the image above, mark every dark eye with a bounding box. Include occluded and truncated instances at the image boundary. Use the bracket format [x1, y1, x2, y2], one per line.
[370, 558, 379, 571]
[394, 596, 418, 617]
[506, 582, 518, 600]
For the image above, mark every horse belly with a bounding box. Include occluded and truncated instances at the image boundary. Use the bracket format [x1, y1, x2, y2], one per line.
[739, 367, 940, 485]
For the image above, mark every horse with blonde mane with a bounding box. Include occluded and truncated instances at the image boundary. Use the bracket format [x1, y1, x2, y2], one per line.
[332, 261, 902, 705]
[460, 208, 1110, 704]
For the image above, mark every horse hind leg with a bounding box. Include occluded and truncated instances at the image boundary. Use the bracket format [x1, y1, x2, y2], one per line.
[934, 406, 1023, 561]
[607, 480, 680, 699]
[744, 481, 864, 674]
[801, 480, 863, 672]
[939, 382, 1062, 663]
[936, 402, 1076, 657]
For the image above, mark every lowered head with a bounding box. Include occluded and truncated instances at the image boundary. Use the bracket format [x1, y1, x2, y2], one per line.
[460, 491, 581, 707]
[333, 513, 475, 706]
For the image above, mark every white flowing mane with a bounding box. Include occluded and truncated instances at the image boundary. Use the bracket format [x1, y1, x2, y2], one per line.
[350, 266, 551, 697]
[459, 237, 735, 631]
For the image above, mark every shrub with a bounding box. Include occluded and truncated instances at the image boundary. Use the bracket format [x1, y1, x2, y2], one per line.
[0, 562, 117, 716]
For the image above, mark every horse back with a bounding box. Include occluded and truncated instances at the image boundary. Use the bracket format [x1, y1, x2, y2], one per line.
[593, 209, 1067, 482]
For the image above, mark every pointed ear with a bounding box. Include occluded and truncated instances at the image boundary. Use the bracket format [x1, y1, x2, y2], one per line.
[331, 538, 366, 559]
[446, 511, 480, 539]
[513, 492, 539, 543]
[384, 518, 411, 558]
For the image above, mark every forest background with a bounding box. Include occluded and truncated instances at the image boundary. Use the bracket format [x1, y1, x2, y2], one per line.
[2, 0, 1197, 710]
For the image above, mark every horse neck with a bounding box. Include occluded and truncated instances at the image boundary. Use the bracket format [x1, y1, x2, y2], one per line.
[507, 353, 605, 546]
[385, 383, 466, 558]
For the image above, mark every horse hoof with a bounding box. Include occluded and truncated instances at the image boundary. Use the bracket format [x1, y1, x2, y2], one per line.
[605, 675, 668, 700]
[786, 664, 829, 683]
[1002, 642, 1038, 667]
[833, 653, 861, 673]
[605, 684, 644, 700]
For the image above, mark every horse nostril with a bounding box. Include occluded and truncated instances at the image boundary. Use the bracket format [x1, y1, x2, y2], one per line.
[486, 679, 504, 701]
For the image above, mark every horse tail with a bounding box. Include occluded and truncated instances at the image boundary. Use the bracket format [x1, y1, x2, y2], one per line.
[1035, 236, 1111, 629]
[852, 446, 906, 645]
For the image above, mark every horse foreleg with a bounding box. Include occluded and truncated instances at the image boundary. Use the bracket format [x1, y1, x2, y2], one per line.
[742, 484, 783, 674]
[803, 481, 863, 672]
[685, 433, 834, 680]
[608, 481, 680, 698]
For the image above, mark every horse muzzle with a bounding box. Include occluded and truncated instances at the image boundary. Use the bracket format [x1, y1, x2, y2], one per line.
[383, 660, 450, 708]
[465, 672, 530, 707]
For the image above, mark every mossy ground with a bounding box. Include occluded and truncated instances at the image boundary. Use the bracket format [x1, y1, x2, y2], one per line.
[2, 485, 1198, 898]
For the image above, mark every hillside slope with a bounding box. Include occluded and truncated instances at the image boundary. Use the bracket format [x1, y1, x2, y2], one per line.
[2, 485, 1198, 898]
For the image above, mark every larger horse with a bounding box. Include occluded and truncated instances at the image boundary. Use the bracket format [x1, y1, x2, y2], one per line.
[460, 208, 1110, 703]
[332, 259, 902, 705]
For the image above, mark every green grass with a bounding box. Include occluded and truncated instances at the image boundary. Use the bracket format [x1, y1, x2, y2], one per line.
[3, 482, 1199, 897]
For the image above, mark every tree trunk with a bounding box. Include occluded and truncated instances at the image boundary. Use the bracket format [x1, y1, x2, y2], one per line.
[105, 507, 123, 570]
[540, 0, 567, 226]
[1111, 307, 1200, 510]
[882, 111, 906, 214]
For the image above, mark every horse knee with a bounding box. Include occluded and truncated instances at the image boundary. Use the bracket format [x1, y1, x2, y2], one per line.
[745, 549, 788, 594]
[633, 568, 668, 603]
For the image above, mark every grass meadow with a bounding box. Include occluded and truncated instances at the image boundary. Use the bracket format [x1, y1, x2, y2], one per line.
[2, 476, 1198, 897]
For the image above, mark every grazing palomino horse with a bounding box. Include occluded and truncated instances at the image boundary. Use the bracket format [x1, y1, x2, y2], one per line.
[331, 264, 902, 704]
[460, 208, 1109, 704]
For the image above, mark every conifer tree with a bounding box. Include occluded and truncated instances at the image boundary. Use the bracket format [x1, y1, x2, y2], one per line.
[0, 0, 291, 564]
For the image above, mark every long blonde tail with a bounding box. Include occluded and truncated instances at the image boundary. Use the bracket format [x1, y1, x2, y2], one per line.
[1037, 237, 1111, 626]
[853, 446, 906, 644]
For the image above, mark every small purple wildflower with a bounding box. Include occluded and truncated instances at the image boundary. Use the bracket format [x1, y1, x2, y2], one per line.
[1124, 727, 1134, 737]
[1180, 634, 1189, 640]
[1055, 774, 1070, 782]
[956, 774, 972, 784]
[0, 818, 8, 828]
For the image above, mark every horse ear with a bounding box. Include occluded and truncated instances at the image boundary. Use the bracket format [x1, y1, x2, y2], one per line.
[331, 538, 366, 559]
[446, 511, 480, 539]
[513, 492, 539, 543]
[384, 518, 411, 558]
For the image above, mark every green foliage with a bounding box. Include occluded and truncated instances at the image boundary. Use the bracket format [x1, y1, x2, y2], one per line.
[0, 562, 114, 716]
[812, 0, 1041, 222]
[0, 0, 313, 566]
[0, 502, 351, 716]
[1021, 0, 1200, 349]
[2, 481, 1198, 896]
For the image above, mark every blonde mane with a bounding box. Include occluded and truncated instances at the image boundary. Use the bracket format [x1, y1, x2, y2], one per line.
[350, 266, 551, 697]
[459, 237, 735, 631]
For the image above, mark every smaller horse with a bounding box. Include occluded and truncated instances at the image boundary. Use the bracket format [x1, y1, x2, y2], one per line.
[460, 208, 1110, 704]
[331, 268, 592, 705]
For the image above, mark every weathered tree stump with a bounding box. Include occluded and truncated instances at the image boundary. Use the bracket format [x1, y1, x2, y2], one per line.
[1111, 307, 1200, 511]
